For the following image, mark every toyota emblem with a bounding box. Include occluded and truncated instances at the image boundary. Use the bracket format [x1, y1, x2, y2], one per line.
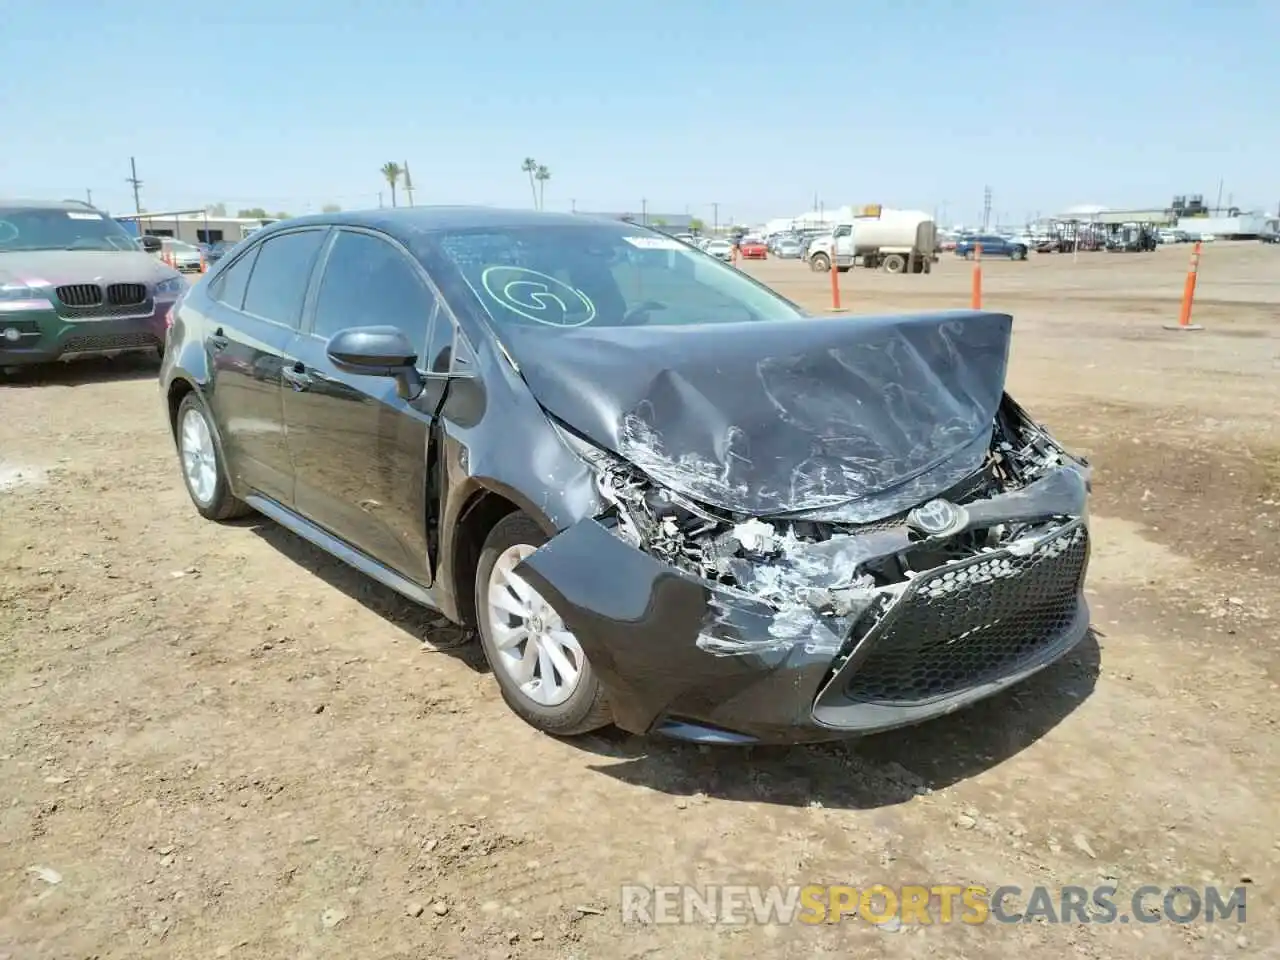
[907, 499, 966, 537]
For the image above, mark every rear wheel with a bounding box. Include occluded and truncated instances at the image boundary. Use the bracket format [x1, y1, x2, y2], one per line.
[1010, 247, 1026, 261]
[175, 391, 251, 521]
[475, 512, 611, 736]
[882, 253, 906, 274]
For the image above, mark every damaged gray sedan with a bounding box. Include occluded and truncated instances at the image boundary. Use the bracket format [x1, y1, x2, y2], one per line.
[163, 207, 1091, 745]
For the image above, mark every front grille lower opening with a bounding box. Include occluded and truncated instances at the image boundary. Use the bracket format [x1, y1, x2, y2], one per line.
[839, 525, 1088, 705]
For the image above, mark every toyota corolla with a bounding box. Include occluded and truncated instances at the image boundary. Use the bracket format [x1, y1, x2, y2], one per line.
[160, 207, 1092, 744]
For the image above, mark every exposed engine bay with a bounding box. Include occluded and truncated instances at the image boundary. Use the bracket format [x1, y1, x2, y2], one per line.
[575, 395, 1090, 656]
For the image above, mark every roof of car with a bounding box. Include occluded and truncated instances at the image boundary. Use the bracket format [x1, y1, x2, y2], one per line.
[269, 205, 622, 238]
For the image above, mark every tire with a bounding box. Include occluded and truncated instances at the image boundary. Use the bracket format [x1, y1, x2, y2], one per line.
[1010, 247, 1026, 261]
[475, 512, 612, 736]
[963, 251, 973, 260]
[882, 254, 906, 274]
[809, 252, 831, 272]
[175, 391, 252, 521]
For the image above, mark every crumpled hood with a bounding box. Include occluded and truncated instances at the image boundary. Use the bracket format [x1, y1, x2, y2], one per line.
[0, 250, 178, 287]
[501, 310, 1013, 522]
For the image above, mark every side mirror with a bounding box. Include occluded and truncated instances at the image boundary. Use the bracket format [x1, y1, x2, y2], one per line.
[327, 325, 425, 400]
[139, 236, 162, 253]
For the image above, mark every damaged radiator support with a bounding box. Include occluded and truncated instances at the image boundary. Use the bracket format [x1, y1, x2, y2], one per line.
[589, 400, 1090, 664]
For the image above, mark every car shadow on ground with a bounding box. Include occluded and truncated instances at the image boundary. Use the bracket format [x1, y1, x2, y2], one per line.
[1, 354, 161, 388]
[245, 518, 487, 671]
[577, 629, 1102, 811]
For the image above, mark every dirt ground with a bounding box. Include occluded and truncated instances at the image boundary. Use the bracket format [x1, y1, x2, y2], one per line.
[2, 242, 1277, 959]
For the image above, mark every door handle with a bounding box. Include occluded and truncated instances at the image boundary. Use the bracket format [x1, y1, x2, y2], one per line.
[208, 327, 229, 352]
[282, 361, 313, 391]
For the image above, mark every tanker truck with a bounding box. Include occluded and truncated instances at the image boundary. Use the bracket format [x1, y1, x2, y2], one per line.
[805, 207, 939, 274]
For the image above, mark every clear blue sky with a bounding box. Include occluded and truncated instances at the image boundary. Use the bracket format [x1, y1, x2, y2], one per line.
[2, 0, 1275, 225]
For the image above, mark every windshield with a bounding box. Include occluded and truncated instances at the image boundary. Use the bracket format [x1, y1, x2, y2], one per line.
[163, 239, 198, 252]
[0, 207, 140, 252]
[430, 223, 803, 328]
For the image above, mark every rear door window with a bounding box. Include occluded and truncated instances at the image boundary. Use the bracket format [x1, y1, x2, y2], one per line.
[241, 229, 327, 327]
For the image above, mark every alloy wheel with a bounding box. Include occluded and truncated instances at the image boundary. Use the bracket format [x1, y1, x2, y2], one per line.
[485, 544, 584, 707]
[180, 407, 218, 506]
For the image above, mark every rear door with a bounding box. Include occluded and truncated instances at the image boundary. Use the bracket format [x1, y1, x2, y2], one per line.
[280, 227, 445, 583]
[201, 228, 326, 503]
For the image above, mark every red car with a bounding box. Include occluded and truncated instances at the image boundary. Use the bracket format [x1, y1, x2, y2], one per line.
[739, 240, 767, 260]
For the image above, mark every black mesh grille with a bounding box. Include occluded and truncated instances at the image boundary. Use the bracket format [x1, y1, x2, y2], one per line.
[60, 331, 160, 354]
[107, 283, 147, 306]
[842, 523, 1088, 704]
[56, 284, 102, 307]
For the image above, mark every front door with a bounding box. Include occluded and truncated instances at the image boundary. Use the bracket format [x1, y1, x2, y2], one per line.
[281, 228, 445, 584]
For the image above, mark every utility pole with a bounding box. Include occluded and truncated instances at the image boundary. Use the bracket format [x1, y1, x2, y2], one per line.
[378, 191, 384, 209]
[982, 185, 993, 232]
[403, 162, 415, 207]
[126, 157, 143, 215]
[85, 189, 93, 206]
[641, 198, 648, 225]
[712, 202, 719, 233]
[570, 198, 576, 213]
[1215, 178, 1224, 215]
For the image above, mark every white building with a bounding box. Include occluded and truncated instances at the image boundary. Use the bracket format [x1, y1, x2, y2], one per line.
[1174, 213, 1276, 239]
[115, 210, 279, 244]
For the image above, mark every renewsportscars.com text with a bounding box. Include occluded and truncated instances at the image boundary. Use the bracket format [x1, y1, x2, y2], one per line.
[621, 884, 1247, 926]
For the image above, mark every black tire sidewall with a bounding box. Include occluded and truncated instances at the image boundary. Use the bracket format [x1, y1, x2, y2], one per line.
[474, 512, 609, 735]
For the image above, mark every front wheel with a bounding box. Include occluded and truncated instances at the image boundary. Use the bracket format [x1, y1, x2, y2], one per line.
[809, 252, 831, 272]
[475, 512, 612, 736]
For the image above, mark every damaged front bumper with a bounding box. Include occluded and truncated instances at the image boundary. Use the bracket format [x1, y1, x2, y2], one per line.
[516, 466, 1092, 745]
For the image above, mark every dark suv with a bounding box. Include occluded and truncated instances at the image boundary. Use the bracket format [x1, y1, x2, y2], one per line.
[161, 207, 1091, 745]
[0, 199, 187, 371]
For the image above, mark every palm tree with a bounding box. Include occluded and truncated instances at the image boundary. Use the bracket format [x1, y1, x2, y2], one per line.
[380, 162, 403, 207]
[535, 165, 550, 211]
[521, 157, 538, 208]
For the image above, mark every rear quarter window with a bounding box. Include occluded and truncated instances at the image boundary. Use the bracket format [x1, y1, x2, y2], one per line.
[209, 246, 260, 311]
